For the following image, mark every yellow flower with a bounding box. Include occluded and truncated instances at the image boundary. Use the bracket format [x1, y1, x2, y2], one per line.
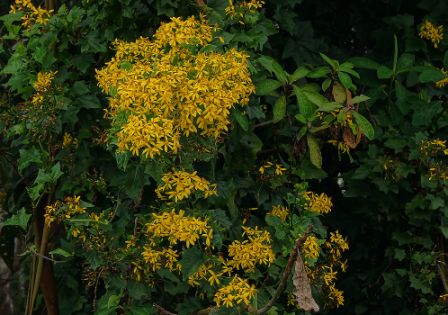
[225, 0, 265, 20]
[328, 284, 345, 307]
[214, 276, 257, 307]
[268, 205, 289, 222]
[303, 191, 333, 214]
[155, 170, 217, 201]
[419, 20, 444, 48]
[436, 68, 448, 88]
[303, 235, 320, 259]
[145, 209, 213, 249]
[10, 0, 53, 29]
[96, 16, 255, 159]
[31, 71, 57, 106]
[227, 226, 275, 271]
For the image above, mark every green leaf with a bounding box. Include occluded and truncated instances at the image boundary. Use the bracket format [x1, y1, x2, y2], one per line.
[307, 134, 322, 169]
[49, 248, 73, 258]
[352, 111, 374, 140]
[78, 94, 100, 109]
[319, 53, 338, 70]
[273, 96, 286, 123]
[348, 57, 380, 70]
[0, 208, 31, 231]
[377, 65, 393, 79]
[397, 53, 415, 70]
[257, 56, 288, 83]
[418, 69, 445, 83]
[232, 110, 249, 131]
[255, 79, 283, 96]
[338, 72, 353, 89]
[27, 163, 64, 201]
[18, 146, 44, 172]
[293, 85, 315, 118]
[303, 90, 330, 107]
[307, 66, 331, 79]
[288, 66, 310, 83]
[315, 102, 342, 112]
[348, 95, 370, 105]
[322, 78, 332, 91]
[180, 246, 205, 280]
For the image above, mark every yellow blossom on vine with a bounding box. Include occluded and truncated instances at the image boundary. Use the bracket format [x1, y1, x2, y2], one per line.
[145, 209, 213, 248]
[303, 191, 333, 214]
[419, 20, 444, 48]
[303, 235, 320, 259]
[227, 226, 275, 271]
[214, 276, 257, 307]
[155, 170, 217, 201]
[268, 205, 289, 222]
[96, 16, 255, 159]
[10, 0, 53, 29]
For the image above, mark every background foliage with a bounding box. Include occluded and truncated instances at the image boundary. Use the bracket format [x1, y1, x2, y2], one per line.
[1, 0, 448, 314]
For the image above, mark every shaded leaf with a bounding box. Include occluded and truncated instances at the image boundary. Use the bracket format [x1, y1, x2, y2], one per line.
[273, 96, 287, 123]
[307, 135, 322, 169]
[352, 111, 374, 140]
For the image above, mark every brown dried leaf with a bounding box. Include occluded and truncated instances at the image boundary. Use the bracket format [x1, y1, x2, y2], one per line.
[292, 251, 320, 312]
[342, 126, 358, 149]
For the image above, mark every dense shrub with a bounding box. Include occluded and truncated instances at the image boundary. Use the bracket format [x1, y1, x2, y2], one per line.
[0, 1, 447, 315]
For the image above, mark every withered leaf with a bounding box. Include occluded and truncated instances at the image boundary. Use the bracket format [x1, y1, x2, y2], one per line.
[292, 251, 320, 312]
[342, 126, 359, 149]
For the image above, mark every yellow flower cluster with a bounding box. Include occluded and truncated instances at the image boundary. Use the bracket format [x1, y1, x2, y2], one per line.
[31, 71, 57, 106]
[225, 0, 265, 20]
[258, 161, 287, 176]
[44, 195, 86, 226]
[155, 170, 217, 202]
[188, 263, 221, 286]
[70, 211, 109, 250]
[303, 191, 333, 214]
[419, 20, 444, 48]
[420, 139, 448, 181]
[96, 16, 255, 159]
[303, 235, 320, 259]
[227, 226, 275, 271]
[145, 209, 213, 248]
[420, 138, 448, 157]
[62, 132, 79, 149]
[268, 205, 289, 222]
[10, 0, 53, 29]
[436, 68, 448, 88]
[213, 276, 257, 308]
[141, 246, 181, 272]
[303, 230, 348, 308]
